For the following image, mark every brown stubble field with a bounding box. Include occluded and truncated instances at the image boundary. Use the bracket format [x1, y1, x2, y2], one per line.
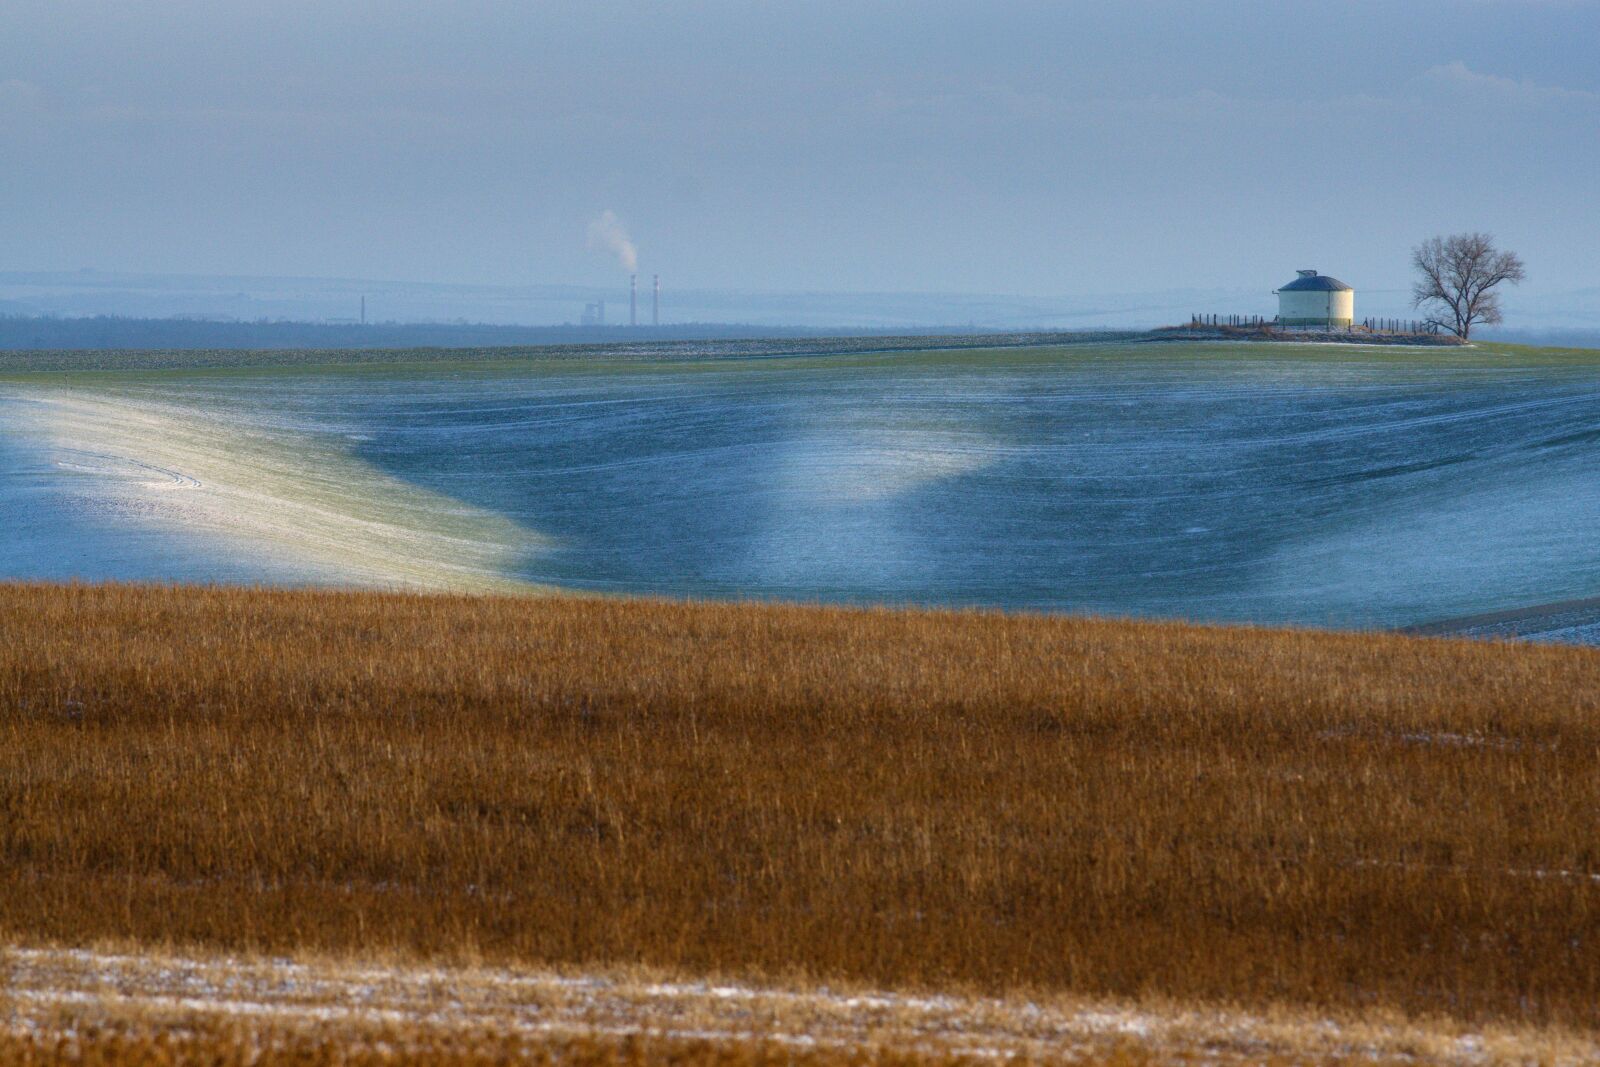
[3, 581, 1600, 1056]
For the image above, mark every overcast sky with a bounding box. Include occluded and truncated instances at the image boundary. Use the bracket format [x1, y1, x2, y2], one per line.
[3, 1, 1597, 298]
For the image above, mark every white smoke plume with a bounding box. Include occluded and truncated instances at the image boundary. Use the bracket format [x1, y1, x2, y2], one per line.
[586, 210, 638, 273]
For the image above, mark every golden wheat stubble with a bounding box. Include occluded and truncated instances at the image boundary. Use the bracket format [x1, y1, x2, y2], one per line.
[1, 582, 1599, 1025]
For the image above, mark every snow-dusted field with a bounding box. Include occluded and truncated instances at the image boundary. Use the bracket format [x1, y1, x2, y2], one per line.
[6, 946, 1596, 1066]
[0, 387, 546, 592]
[5, 342, 1600, 635]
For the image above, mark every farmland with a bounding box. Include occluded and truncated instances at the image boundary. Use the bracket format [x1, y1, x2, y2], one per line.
[7, 337, 1600, 1061]
[6, 340, 1600, 633]
[4, 582, 1600, 1062]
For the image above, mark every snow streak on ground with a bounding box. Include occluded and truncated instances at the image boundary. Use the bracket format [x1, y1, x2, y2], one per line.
[3, 947, 1597, 1065]
[2, 390, 550, 592]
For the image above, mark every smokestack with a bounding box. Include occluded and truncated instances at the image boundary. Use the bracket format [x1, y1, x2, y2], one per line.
[360, 295, 365, 325]
[630, 274, 637, 327]
[653, 275, 659, 326]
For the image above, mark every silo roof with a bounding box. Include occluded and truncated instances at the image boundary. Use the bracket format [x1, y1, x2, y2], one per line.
[1277, 273, 1353, 292]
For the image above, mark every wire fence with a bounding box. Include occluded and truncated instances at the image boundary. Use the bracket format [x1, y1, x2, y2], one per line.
[1186, 313, 1441, 335]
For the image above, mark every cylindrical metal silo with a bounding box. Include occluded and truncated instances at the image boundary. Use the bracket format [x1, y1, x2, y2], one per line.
[1275, 270, 1354, 328]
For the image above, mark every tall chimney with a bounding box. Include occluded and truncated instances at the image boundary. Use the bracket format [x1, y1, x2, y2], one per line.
[653, 275, 659, 326]
[630, 274, 637, 327]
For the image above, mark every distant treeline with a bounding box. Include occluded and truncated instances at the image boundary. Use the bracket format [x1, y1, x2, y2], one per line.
[0, 314, 1018, 352]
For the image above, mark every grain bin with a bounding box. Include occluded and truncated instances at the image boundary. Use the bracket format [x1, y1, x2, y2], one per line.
[1275, 270, 1354, 328]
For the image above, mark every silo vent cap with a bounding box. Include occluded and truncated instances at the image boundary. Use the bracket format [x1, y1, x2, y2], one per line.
[1297, 269, 1318, 277]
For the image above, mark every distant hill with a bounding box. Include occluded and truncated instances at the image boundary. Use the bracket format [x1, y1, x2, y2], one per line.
[0, 315, 986, 352]
[1478, 327, 1600, 350]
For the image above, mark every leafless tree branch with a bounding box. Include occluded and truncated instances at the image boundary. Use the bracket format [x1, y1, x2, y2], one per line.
[1411, 232, 1525, 339]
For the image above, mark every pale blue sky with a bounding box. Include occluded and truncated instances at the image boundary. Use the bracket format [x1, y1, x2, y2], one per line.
[3, 1, 1596, 298]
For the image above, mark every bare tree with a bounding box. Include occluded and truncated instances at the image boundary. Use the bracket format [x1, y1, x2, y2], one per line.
[1411, 233, 1525, 339]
